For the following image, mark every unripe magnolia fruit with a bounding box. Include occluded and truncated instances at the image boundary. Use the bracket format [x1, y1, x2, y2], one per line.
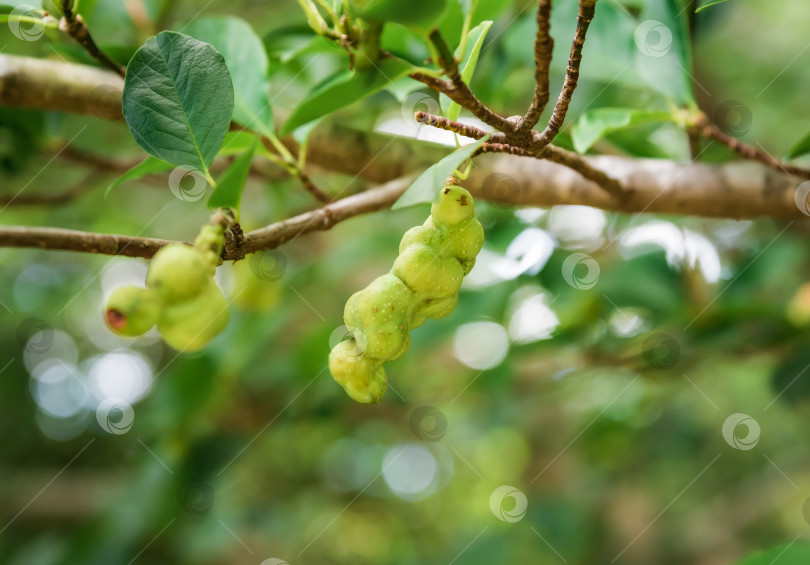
[329, 184, 483, 403]
[105, 285, 160, 337]
[157, 280, 229, 352]
[146, 244, 211, 304]
[329, 340, 387, 403]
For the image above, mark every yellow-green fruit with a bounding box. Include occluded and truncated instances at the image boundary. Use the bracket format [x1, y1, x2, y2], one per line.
[146, 244, 211, 304]
[391, 244, 464, 299]
[399, 224, 437, 254]
[431, 185, 476, 227]
[105, 285, 160, 337]
[329, 340, 387, 403]
[442, 218, 485, 261]
[157, 280, 229, 352]
[344, 274, 414, 329]
[417, 294, 458, 320]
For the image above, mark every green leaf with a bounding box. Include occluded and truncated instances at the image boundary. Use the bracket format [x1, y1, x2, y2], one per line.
[182, 16, 274, 137]
[281, 57, 413, 135]
[359, 0, 447, 32]
[122, 31, 234, 174]
[105, 156, 173, 197]
[208, 140, 256, 210]
[788, 131, 810, 160]
[734, 543, 810, 565]
[635, 0, 696, 105]
[571, 108, 674, 154]
[392, 135, 489, 210]
[696, 0, 732, 13]
[446, 20, 492, 122]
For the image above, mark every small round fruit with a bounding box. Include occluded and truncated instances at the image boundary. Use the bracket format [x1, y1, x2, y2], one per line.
[105, 285, 160, 337]
[146, 244, 210, 304]
[157, 281, 230, 352]
[417, 294, 458, 320]
[441, 218, 485, 261]
[328, 341, 387, 404]
[399, 224, 437, 254]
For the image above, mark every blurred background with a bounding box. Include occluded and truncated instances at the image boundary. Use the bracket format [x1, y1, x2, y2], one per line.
[2, 0, 810, 564]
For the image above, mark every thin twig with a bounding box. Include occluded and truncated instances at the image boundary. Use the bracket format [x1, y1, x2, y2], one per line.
[692, 113, 810, 180]
[534, 0, 596, 148]
[256, 134, 333, 203]
[414, 111, 507, 143]
[518, 0, 554, 134]
[59, 4, 126, 78]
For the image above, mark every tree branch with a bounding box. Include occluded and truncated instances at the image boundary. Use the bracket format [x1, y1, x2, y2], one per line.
[518, 0, 554, 133]
[59, 5, 126, 78]
[691, 113, 810, 180]
[0, 55, 808, 226]
[534, 0, 596, 148]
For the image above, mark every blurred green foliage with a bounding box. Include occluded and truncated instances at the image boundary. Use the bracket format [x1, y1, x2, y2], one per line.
[1, 0, 810, 564]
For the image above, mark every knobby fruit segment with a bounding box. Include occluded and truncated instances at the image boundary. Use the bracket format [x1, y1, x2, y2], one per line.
[104, 224, 230, 352]
[328, 184, 484, 403]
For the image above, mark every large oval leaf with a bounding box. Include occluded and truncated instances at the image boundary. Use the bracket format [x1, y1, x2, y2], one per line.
[182, 16, 274, 137]
[122, 31, 234, 173]
[358, 0, 447, 32]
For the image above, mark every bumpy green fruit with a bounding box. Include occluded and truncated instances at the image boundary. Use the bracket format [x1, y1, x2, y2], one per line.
[417, 294, 458, 320]
[105, 285, 160, 337]
[329, 340, 387, 403]
[441, 218, 485, 261]
[146, 244, 211, 304]
[392, 244, 464, 299]
[157, 280, 229, 352]
[399, 224, 437, 254]
[329, 183, 483, 403]
[431, 185, 476, 227]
